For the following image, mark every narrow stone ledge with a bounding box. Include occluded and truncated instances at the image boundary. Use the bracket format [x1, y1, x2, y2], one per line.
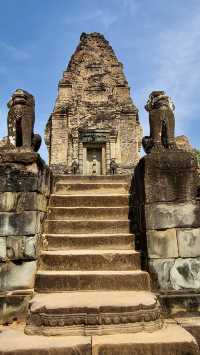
[159, 293, 200, 318]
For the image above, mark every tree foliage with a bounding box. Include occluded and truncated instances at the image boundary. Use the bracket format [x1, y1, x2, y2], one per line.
[193, 149, 200, 164]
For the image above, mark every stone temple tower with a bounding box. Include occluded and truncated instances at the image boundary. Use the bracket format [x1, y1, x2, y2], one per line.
[45, 32, 142, 175]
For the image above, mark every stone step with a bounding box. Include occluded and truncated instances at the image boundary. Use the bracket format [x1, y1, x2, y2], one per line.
[48, 207, 131, 220]
[38, 250, 140, 271]
[50, 194, 130, 207]
[54, 174, 132, 185]
[55, 182, 129, 195]
[26, 291, 162, 336]
[92, 324, 199, 355]
[0, 328, 91, 354]
[44, 233, 135, 250]
[0, 324, 199, 355]
[44, 220, 131, 234]
[35, 270, 150, 292]
[0, 324, 198, 354]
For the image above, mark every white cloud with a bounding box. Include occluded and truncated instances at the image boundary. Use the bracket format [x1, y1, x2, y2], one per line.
[138, 8, 200, 136]
[121, 0, 139, 16]
[0, 42, 30, 61]
[64, 9, 118, 30]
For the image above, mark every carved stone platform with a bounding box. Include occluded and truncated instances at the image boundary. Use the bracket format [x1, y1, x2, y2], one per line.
[26, 290, 162, 336]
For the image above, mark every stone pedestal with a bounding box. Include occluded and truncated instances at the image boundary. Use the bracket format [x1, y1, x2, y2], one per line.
[0, 151, 50, 324]
[135, 150, 200, 317]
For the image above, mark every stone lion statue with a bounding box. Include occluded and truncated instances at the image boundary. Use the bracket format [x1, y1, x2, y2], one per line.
[6, 89, 41, 151]
[142, 90, 176, 153]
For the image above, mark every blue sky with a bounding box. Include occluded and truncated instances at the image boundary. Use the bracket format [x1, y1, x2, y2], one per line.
[0, 0, 200, 161]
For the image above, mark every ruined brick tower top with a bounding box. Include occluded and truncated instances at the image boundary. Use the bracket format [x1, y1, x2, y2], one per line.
[45, 32, 142, 175]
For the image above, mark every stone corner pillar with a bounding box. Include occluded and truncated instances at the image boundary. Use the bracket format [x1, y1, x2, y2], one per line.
[135, 149, 200, 317]
[0, 150, 50, 324]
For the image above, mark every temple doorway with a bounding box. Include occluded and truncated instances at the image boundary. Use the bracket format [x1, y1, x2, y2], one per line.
[83, 144, 106, 175]
[87, 148, 102, 175]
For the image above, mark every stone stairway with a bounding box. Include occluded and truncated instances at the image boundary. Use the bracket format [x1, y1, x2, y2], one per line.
[21, 175, 199, 355]
[25, 175, 162, 335]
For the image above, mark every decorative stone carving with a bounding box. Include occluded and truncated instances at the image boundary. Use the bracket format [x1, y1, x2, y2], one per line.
[142, 91, 176, 153]
[110, 159, 118, 175]
[26, 302, 162, 336]
[4, 89, 41, 152]
[71, 159, 79, 174]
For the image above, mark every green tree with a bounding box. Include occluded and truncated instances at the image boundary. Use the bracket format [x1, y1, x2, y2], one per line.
[193, 149, 200, 164]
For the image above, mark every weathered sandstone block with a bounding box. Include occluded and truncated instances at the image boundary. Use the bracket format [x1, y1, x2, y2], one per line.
[0, 261, 37, 291]
[145, 203, 200, 230]
[171, 258, 200, 290]
[0, 192, 47, 212]
[6, 235, 37, 260]
[135, 150, 199, 204]
[150, 258, 200, 291]
[147, 229, 178, 258]
[177, 228, 200, 257]
[0, 211, 44, 236]
[149, 259, 174, 290]
[0, 151, 50, 194]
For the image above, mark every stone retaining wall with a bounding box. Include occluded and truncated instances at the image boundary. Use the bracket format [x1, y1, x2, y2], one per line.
[135, 150, 200, 317]
[0, 152, 50, 324]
